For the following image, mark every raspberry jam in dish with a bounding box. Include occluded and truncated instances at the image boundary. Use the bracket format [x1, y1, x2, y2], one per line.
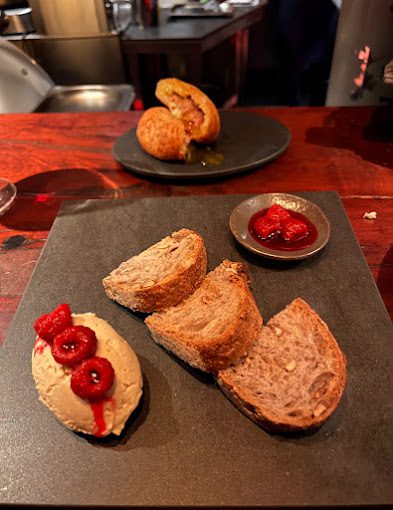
[248, 204, 318, 251]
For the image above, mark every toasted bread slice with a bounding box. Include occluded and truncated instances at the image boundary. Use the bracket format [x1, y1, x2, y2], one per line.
[136, 107, 189, 161]
[145, 260, 263, 373]
[103, 229, 207, 313]
[217, 298, 346, 432]
[156, 78, 220, 144]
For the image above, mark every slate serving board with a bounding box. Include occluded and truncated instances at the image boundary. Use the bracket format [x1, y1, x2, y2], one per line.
[1, 192, 392, 508]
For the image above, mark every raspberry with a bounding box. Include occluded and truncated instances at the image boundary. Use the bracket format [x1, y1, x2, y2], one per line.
[253, 216, 280, 239]
[266, 204, 291, 223]
[34, 304, 72, 343]
[281, 217, 309, 242]
[51, 326, 97, 366]
[71, 357, 115, 401]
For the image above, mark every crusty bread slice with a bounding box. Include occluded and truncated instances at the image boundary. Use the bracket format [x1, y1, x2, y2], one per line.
[103, 229, 207, 313]
[217, 298, 346, 432]
[145, 260, 263, 373]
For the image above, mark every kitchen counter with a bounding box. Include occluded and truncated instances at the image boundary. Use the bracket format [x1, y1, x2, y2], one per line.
[122, 4, 266, 46]
[121, 3, 267, 105]
[4, 4, 268, 105]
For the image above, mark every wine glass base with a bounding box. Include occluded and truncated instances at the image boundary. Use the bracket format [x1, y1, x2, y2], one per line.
[0, 178, 17, 215]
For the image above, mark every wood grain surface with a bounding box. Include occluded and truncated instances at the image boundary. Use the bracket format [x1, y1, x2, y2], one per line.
[0, 106, 392, 344]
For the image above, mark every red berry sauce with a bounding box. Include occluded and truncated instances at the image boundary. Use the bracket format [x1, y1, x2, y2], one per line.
[33, 337, 49, 357]
[90, 397, 112, 437]
[249, 207, 318, 251]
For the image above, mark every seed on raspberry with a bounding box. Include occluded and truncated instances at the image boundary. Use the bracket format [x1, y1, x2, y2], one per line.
[51, 326, 97, 366]
[34, 304, 72, 343]
[71, 357, 115, 400]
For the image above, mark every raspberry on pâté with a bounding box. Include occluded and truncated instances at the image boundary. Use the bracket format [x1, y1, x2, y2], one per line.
[51, 326, 97, 366]
[34, 304, 72, 343]
[71, 357, 115, 400]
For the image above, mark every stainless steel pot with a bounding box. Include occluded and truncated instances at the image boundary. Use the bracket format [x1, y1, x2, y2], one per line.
[0, 9, 9, 33]
[105, 0, 158, 32]
[106, 0, 133, 33]
[0, 0, 28, 8]
[2, 6, 34, 34]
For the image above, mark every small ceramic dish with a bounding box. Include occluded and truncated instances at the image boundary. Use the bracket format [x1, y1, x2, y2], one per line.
[229, 193, 330, 261]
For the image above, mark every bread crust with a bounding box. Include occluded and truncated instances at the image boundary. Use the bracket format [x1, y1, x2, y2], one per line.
[217, 298, 347, 432]
[145, 260, 263, 373]
[103, 229, 207, 313]
[156, 78, 220, 144]
[136, 107, 189, 160]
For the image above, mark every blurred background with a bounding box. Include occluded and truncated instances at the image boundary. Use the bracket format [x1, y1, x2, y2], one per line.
[0, 0, 392, 113]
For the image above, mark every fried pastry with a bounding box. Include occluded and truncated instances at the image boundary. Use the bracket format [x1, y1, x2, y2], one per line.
[136, 107, 189, 161]
[136, 78, 220, 161]
[156, 78, 220, 144]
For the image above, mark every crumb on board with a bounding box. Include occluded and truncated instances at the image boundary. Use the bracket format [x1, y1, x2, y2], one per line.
[362, 211, 377, 220]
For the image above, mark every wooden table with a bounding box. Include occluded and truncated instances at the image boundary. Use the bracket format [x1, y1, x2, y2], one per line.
[121, 4, 267, 106]
[0, 106, 392, 345]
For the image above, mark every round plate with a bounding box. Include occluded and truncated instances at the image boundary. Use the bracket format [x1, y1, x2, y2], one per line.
[230, 193, 331, 261]
[0, 178, 17, 216]
[113, 111, 290, 180]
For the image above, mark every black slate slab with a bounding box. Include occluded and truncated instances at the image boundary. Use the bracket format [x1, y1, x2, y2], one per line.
[0, 192, 392, 507]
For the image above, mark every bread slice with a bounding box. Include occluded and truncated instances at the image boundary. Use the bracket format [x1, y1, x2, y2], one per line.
[145, 260, 263, 373]
[103, 229, 207, 313]
[217, 298, 346, 432]
[155, 78, 221, 144]
[136, 107, 189, 161]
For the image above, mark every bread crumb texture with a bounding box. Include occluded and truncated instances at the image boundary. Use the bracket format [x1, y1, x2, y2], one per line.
[145, 260, 262, 372]
[103, 228, 207, 312]
[217, 298, 346, 431]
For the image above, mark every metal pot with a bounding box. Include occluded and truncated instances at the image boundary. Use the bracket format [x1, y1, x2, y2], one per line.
[1, 6, 34, 34]
[0, 0, 28, 8]
[105, 0, 158, 32]
[0, 9, 9, 34]
[106, 0, 134, 33]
